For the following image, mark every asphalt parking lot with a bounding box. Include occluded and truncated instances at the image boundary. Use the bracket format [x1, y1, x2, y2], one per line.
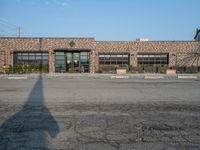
[0, 77, 200, 150]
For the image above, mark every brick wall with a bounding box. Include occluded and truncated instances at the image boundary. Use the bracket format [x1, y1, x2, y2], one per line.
[95, 41, 200, 69]
[135, 41, 200, 67]
[94, 41, 136, 71]
[0, 50, 5, 72]
[0, 38, 96, 73]
[0, 38, 200, 73]
[40, 38, 95, 73]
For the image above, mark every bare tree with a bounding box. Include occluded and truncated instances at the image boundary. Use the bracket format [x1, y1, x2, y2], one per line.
[177, 44, 200, 66]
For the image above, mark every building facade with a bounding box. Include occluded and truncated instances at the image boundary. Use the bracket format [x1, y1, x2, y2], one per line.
[0, 37, 200, 73]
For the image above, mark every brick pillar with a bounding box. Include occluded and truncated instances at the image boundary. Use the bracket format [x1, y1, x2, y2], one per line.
[130, 52, 137, 67]
[94, 51, 99, 73]
[0, 50, 5, 69]
[10, 51, 13, 66]
[89, 50, 95, 73]
[6, 50, 10, 66]
[49, 50, 55, 73]
[169, 53, 176, 67]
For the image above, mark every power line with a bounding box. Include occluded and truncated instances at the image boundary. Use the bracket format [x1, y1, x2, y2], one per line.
[0, 30, 16, 37]
[0, 29, 18, 37]
[0, 19, 22, 37]
[0, 22, 17, 30]
[17, 27, 22, 37]
[0, 19, 18, 28]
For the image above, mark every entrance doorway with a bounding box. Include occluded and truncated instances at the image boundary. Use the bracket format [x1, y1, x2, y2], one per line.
[55, 51, 90, 73]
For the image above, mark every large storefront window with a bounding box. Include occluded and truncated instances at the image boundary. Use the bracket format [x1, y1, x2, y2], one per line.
[13, 52, 49, 73]
[99, 53, 129, 65]
[98, 53, 130, 72]
[137, 53, 169, 66]
[55, 51, 90, 73]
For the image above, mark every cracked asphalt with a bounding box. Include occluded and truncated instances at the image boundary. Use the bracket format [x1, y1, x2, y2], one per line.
[0, 77, 200, 150]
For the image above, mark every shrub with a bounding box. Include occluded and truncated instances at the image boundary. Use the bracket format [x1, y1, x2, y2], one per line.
[130, 66, 143, 72]
[185, 67, 198, 73]
[157, 66, 168, 73]
[143, 67, 157, 73]
[12, 63, 49, 73]
[42, 64, 49, 73]
[99, 65, 116, 73]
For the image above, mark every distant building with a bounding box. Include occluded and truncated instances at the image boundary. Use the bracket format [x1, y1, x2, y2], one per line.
[194, 28, 200, 41]
[136, 38, 149, 41]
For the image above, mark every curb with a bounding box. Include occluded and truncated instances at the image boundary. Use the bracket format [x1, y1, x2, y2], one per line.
[0, 74, 200, 80]
[178, 75, 198, 79]
[144, 75, 164, 79]
[111, 75, 130, 79]
[7, 76, 27, 80]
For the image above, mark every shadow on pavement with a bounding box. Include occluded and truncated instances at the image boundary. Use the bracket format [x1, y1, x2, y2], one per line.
[0, 75, 59, 149]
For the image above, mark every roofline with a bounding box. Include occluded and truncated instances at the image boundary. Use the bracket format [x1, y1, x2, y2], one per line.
[0, 37, 199, 42]
[96, 41, 132, 42]
[95, 40, 199, 43]
[0, 37, 95, 39]
[134, 40, 198, 42]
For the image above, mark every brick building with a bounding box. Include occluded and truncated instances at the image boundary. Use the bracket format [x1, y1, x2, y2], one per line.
[0, 37, 200, 73]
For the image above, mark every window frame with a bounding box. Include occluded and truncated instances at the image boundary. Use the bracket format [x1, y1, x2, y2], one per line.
[99, 53, 130, 66]
[14, 51, 49, 65]
[137, 53, 169, 66]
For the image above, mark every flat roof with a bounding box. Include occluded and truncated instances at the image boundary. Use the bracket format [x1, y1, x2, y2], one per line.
[0, 37, 199, 42]
[0, 37, 95, 39]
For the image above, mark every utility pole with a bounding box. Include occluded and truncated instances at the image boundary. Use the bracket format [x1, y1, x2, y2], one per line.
[17, 27, 21, 37]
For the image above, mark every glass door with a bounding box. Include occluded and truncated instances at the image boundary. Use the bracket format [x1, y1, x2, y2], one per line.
[55, 51, 89, 73]
[66, 53, 72, 72]
[73, 52, 80, 72]
[66, 52, 81, 73]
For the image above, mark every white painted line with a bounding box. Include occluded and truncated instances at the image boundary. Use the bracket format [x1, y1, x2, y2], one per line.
[111, 76, 130, 79]
[145, 76, 164, 79]
[8, 76, 27, 80]
[178, 75, 198, 79]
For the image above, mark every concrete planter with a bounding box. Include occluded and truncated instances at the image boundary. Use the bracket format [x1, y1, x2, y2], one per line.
[116, 68, 127, 74]
[166, 69, 176, 74]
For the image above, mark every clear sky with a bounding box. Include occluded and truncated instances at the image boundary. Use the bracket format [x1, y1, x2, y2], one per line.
[0, 0, 200, 41]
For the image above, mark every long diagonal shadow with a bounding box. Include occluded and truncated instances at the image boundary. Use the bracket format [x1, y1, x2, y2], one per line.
[0, 75, 60, 149]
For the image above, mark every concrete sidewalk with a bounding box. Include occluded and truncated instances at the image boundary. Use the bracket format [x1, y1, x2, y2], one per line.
[0, 73, 200, 80]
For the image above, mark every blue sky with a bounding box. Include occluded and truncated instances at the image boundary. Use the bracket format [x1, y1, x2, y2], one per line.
[0, 0, 200, 40]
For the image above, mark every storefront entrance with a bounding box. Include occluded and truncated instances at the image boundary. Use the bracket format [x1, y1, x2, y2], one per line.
[55, 51, 90, 73]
